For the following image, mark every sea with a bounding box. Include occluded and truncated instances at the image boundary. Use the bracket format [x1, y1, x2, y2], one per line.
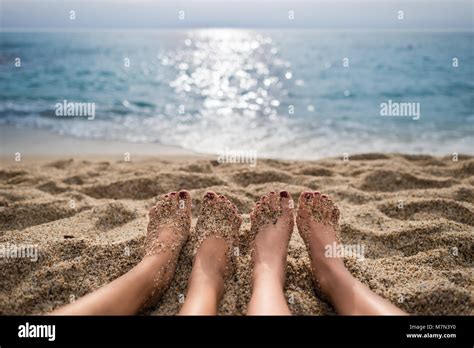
[1, 30, 473, 159]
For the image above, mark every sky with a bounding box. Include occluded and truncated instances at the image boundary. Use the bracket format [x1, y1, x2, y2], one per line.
[1, 0, 472, 30]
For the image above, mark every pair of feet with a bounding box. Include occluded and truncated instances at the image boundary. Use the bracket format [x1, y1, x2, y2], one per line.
[144, 190, 344, 314]
[145, 190, 241, 312]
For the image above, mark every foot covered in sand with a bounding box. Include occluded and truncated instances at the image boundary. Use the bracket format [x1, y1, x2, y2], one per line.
[296, 191, 343, 297]
[143, 190, 192, 305]
[190, 192, 242, 294]
[250, 191, 294, 287]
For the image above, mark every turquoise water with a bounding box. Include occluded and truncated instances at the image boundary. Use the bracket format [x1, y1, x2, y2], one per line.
[1, 30, 473, 159]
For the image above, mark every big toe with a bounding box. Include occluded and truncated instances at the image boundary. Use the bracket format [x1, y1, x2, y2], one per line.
[178, 190, 192, 214]
[298, 191, 314, 214]
[279, 191, 293, 215]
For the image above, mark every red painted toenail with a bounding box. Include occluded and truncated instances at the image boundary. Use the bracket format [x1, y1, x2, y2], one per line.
[179, 191, 187, 199]
[270, 191, 276, 195]
[280, 191, 289, 198]
[170, 192, 177, 196]
[314, 191, 320, 196]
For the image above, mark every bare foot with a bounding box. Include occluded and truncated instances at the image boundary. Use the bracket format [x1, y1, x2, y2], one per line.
[250, 191, 294, 287]
[296, 192, 408, 315]
[296, 191, 342, 297]
[143, 190, 192, 306]
[179, 192, 241, 314]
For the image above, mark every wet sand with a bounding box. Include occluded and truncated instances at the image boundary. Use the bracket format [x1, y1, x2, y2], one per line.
[0, 153, 473, 315]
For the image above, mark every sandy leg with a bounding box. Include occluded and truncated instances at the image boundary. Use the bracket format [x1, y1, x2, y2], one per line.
[296, 191, 407, 315]
[179, 192, 241, 315]
[247, 191, 294, 315]
[51, 191, 191, 315]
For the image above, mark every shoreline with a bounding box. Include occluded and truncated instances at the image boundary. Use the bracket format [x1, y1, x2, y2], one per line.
[2, 125, 472, 165]
[0, 125, 209, 164]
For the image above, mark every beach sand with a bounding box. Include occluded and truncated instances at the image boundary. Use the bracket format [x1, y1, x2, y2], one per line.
[0, 153, 473, 315]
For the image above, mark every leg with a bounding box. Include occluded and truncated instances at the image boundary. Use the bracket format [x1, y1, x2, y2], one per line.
[247, 191, 293, 315]
[296, 191, 407, 315]
[179, 192, 241, 315]
[51, 191, 192, 315]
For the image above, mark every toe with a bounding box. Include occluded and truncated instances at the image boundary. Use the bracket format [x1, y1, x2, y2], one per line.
[217, 193, 230, 208]
[216, 193, 236, 214]
[225, 199, 236, 213]
[259, 194, 273, 215]
[313, 191, 322, 210]
[279, 190, 294, 214]
[331, 205, 340, 225]
[157, 191, 172, 205]
[268, 191, 279, 211]
[218, 194, 228, 202]
[321, 194, 333, 220]
[231, 202, 238, 212]
[252, 201, 261, 216]
[168, 191, 180, 209]
[178, 190, 192, 213]
[203, 191, 216, 203]
[148, 206, 158, 217]
[299, 191, 314, 207]
[230, 202, 239, 215]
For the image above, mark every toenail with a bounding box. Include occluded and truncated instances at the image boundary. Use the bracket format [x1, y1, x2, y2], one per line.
[314, 191, 320, 196]
[179, 191, 187, 199]
[305, 192, 313, 199]
[164, 195, 169, 198]
[170, 192, 177, 196]
[270, 191, 276, 195]
[321, 194, 327, 198]
[280, 191, 289, 198]
[219, 195, 225, 199]
[206, 192, 215, 198]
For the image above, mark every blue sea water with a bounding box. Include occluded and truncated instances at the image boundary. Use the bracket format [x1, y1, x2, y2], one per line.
[0, 30, 473, 159]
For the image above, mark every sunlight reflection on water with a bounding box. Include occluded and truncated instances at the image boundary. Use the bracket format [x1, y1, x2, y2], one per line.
[159, 29, 296, 156]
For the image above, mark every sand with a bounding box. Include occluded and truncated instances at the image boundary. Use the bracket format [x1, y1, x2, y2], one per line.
[0, 153, 473, 315]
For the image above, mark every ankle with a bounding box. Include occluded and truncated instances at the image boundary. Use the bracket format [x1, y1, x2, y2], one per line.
[312, 258, 352, 294]
[192, 262, 225, 289]
[188, 270, 225, 303]
[253, 263, 286, 289]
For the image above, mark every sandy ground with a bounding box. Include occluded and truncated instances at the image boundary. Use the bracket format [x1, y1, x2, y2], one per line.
[0, 153, 473, 315]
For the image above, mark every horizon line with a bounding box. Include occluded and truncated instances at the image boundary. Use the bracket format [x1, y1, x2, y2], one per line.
[1, 27, 472, 33]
